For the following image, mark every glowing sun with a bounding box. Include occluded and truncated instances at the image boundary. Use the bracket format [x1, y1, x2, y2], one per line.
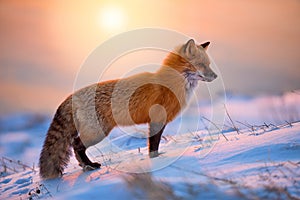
[98, 5, 126, 32]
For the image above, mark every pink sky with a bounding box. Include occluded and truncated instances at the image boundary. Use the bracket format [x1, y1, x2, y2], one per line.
[0, 0, 299, 114]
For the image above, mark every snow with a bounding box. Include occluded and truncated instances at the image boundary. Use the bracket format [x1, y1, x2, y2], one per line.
[0, 91, 300, 199]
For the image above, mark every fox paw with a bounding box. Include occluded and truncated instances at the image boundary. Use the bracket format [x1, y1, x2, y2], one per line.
[149, 151, 159, 158]
[81, 162, 101, 171]
[90, 162, 101, 168]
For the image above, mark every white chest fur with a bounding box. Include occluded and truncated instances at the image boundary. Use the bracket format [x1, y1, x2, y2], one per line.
[184, 72, 199, 102]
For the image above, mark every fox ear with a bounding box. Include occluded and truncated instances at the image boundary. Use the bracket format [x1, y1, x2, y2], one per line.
[184, 39, 197, 56]
[200, 41, 210, 50]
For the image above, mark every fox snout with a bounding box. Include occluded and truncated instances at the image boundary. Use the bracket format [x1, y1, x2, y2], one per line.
[204, 71, 217, 82]
[197, 69, 217, 82]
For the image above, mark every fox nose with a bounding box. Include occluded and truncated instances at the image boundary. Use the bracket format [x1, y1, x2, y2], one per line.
[213, 73, 217, 79]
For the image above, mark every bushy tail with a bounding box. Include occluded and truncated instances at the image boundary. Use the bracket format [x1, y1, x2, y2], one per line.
[39, 97, 77, 179]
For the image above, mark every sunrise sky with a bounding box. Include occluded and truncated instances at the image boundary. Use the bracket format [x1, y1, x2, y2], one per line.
[0, 0, 299, 114]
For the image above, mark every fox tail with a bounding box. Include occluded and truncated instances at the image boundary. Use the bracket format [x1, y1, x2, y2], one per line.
[39, 97, 77, 179]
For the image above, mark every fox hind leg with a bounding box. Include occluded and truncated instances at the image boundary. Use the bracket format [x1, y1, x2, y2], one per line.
[72, 137, 101, 170]
[149, 123, 166, 158]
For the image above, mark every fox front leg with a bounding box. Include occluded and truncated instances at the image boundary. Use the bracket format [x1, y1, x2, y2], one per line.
[148, 123, 166, 158]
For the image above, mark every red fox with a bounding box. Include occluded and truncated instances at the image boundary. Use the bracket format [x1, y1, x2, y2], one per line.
[39, 39, 217, 179]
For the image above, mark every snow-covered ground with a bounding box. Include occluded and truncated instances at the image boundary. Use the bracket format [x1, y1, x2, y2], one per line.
[0, 91, 300, 199]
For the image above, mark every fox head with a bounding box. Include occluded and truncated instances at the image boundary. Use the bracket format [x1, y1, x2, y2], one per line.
[178, 39, 217, 82]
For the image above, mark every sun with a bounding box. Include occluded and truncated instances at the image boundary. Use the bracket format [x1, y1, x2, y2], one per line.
[98, 5, 126, 33]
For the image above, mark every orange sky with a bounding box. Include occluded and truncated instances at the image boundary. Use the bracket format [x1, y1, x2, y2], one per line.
[0, 0, 300, 114]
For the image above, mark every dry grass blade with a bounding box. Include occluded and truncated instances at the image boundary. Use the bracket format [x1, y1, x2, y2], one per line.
[202, 116, 228, 141]
[224, 104, 240, 135]
[0, 156, 37, 175]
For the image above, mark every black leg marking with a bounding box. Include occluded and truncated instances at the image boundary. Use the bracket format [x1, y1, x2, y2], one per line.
[149, 123, 166, 158]
[72, 137, 101, 170]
